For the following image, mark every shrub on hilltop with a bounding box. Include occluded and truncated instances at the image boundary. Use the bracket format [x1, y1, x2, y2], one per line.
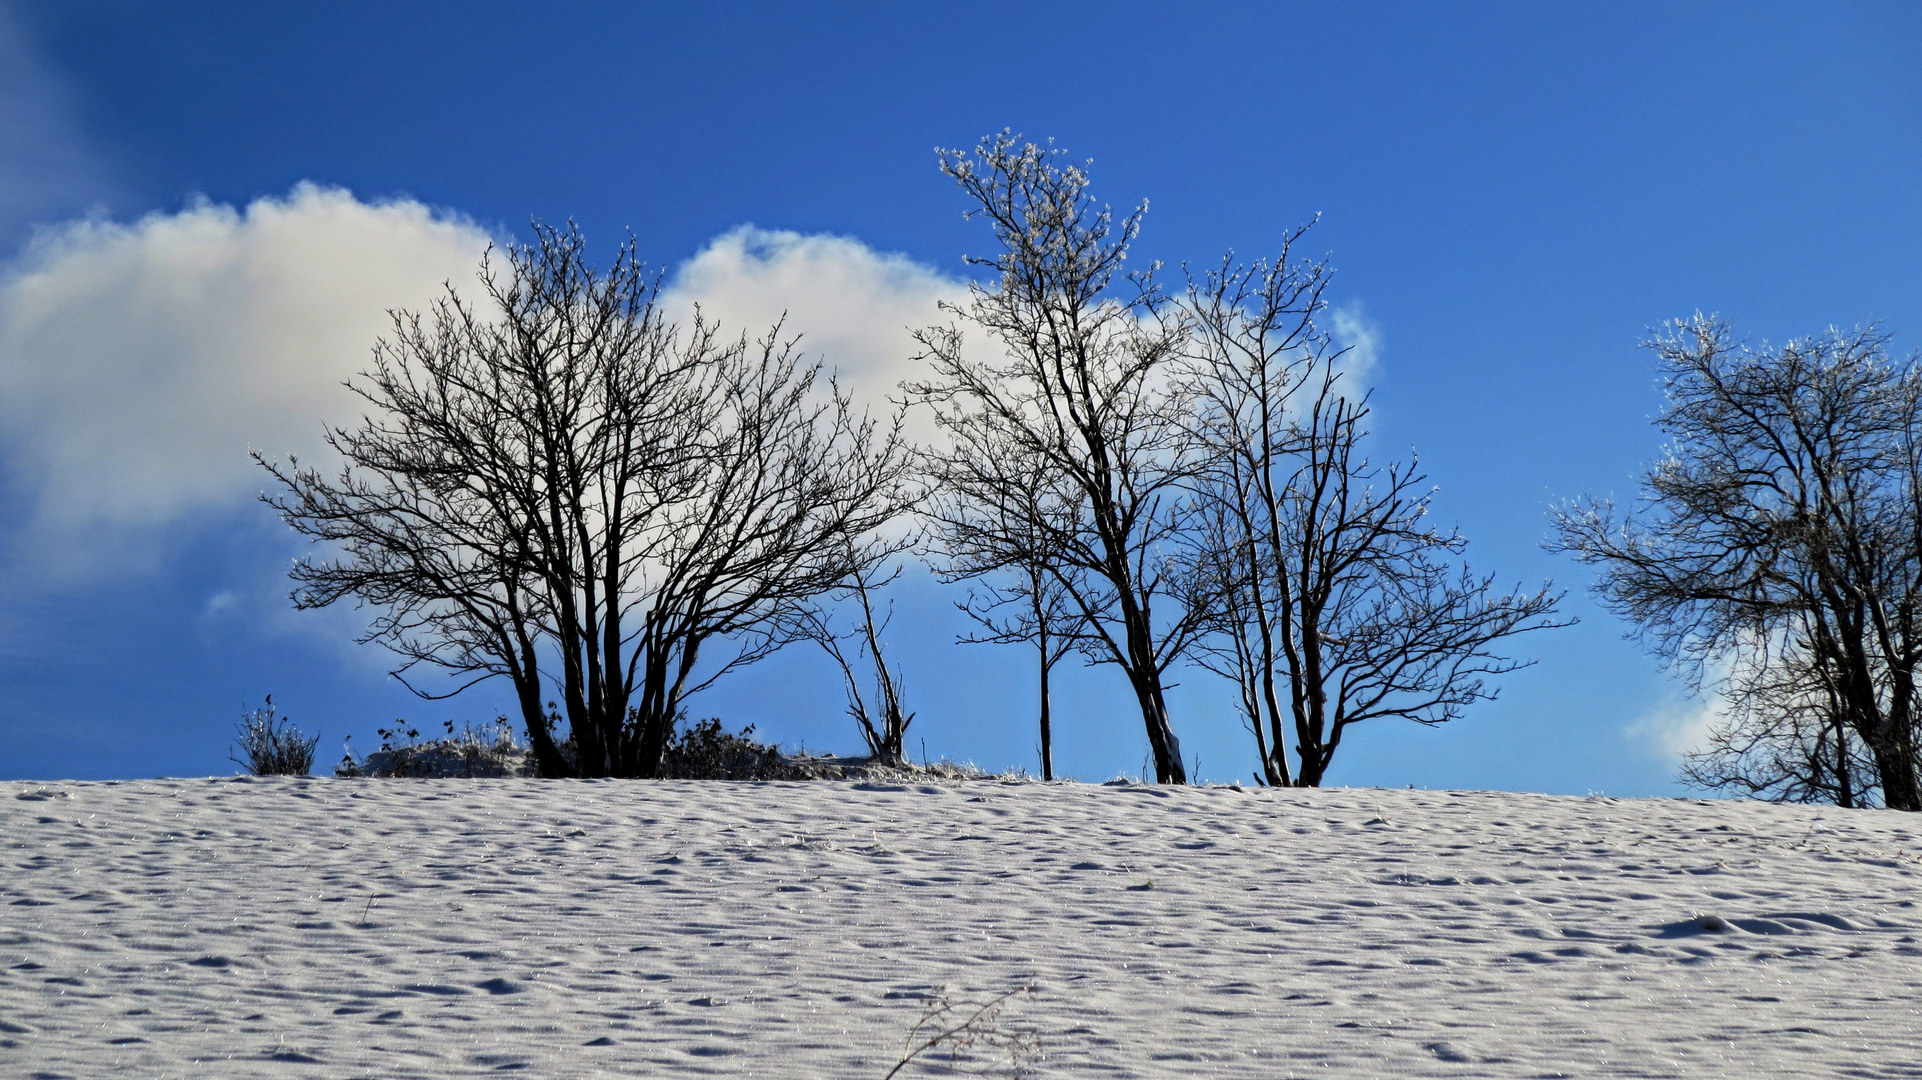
[336, 714, 796, 780]
[660, 718, 799, 780]
[231, 697, 319, 776]
[330, 712, 1028, 783]
[336, 718, 537, 778]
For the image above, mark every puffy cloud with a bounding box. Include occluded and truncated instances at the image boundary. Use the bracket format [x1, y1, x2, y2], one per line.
[0, 183, 495, 575]
[0, 202, 1381, 582]
[662, 226, 965, 431]
[0, 210, 973, 580]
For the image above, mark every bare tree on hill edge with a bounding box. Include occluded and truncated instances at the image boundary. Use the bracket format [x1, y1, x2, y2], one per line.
[261, 223, 912, 777]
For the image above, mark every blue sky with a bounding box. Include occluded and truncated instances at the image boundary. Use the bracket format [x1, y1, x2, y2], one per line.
[0, 1, 1917, 789]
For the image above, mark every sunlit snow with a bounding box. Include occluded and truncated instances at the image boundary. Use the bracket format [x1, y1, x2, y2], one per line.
[3, 778, 1918, 1077]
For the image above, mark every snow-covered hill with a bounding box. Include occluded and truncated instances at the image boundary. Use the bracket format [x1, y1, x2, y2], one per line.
[3, 778, 1919, 1078]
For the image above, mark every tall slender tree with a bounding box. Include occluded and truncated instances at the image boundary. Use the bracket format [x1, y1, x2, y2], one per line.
[910, 133, 1204, 783]
[1184, 237, 1566, 786]
[948, 538, 1080, 781]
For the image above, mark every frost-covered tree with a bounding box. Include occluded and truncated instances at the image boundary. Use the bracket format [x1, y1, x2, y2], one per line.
[910, 133, 1204, 784]
[1553, 315, 1922, 810]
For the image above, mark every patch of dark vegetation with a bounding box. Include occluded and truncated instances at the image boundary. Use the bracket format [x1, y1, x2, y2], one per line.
[660, 718, 798, 780]
[231, 697, 318, 776]
[333, 712, 1031, 783]
[336, 718, 536, 778]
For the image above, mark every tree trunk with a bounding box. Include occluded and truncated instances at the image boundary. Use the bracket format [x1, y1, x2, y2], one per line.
[1128, 672, 1186, 784]
[634, 705, 674, 780]
[1293, 687, 1331, 786]
[1257, 632, 1291, 787]
[1868, 722, 1921, 810]
[1246, 676, 1272, 787]
[1878, 663, 1921, 811]
[631, 646, 677, 778]
[513, 678, 572, 778]
[1038, 651, 1054, 782]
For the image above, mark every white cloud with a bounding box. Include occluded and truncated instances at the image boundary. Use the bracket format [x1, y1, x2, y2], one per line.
[0, 212, 967, 582]
[1627, 689, 1727, 760]
[0, 183, 495, 576]
[6, 210, 1382, 582]
[662, 226, 964, 431]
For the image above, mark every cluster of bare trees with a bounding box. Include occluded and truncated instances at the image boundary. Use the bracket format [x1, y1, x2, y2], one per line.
[250, 137, 1922, 809]
[1554, 316, 1922, 810]
[262, 136, 1565, 785]
[912, 134, 1565, 786]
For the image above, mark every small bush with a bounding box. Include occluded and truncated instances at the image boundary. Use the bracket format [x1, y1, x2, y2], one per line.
[231, 696, 319, 776]
[661, 718, 798, 780]
[336, 717, 536, 778]
[330, 711, 1031, 783]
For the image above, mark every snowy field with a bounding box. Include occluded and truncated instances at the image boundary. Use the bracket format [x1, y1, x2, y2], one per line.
[3, 777, 1920, 1078]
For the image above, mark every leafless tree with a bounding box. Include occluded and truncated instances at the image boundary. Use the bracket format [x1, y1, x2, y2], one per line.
[1183, 242, 1566, 786]
[950, 553, 1078, 782]
[929, 436, 1081, 781]
[804, 550, 916, 766]
[1552, 315, 1922, 810]
[261, 223, 911, 777]
[909, 133, 1203, 784]
[1179, 231, 1326, 785]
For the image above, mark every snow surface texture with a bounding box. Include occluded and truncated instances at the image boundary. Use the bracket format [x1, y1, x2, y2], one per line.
[3, 778, 1920, 1078]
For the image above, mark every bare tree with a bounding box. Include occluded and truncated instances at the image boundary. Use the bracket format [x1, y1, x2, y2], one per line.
[909, 133, 1203, 784]
[1552, 315, 1922, 810]
[262, 223, 911, 777]
[1184, 244, 1566, 787]
[619, 329, 912, 777]
[930, 435, 1082, 781]
[805, 551, 916, 766]
[950, 555, 1078, 782]
[1179, 231, 1327, 785]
